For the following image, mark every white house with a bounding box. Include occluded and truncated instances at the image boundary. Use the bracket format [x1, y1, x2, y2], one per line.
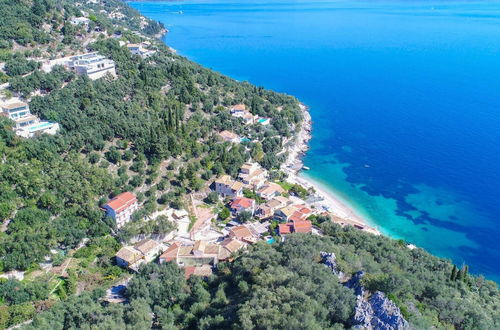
[230, 104, 247, 116]
[69, 17, 91, 26]
[69, 52, 116, 80]
[257, 182, 285, 200]
[126, 43, 156, 58]
[238, 162, 268, 189]
[213, 175, 244, 198]
[1, 102, 60, 138]
[103, 192, 138, 228]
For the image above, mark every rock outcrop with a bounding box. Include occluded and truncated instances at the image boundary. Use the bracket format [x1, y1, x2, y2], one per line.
[319, 258, 409, 330]
[320, 251, 344, 279]
[346, 271, 409, 330]
[368, 291, 410, 330]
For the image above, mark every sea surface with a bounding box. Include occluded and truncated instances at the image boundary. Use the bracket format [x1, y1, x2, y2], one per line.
[129, 0, 500, 282]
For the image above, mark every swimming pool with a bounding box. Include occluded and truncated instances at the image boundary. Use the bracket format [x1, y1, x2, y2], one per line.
[28, 121, 54, 132]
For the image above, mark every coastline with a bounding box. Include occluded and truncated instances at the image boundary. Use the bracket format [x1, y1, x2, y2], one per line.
[282, 104, 380, 235]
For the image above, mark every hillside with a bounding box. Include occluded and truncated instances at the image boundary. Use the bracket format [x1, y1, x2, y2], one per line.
[0, 0, 498, 329]
[26, 225, 500, 329]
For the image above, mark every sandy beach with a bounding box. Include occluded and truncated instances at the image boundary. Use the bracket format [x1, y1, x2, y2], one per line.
[282, 104, 380, 235]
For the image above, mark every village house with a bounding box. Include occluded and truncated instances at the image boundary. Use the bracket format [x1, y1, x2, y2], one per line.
[126, 43, 156, 58]
[68, 52, 116, 80]
[229, 104, 247, 116]
[213, 175, 244, 198]
[255, 205, 273, 219]
[257, 182, 285, 199]
[115, 246, 142, 268]
[1, 102, 60, 138]
[241, 112, 255, 125]
[103, 192, 138, 228]
[115, 239, 163, 271]
[134, 239, 162, 261]
[183, 265, 213, 279]
[218, 130, 240, 143]
[190, 206, 217, 241]
[278, 219, 313, 236]
[229, 104, 256, 125]
[219, 237, 246, 257]
[229, 197, 256, 215]
[256, 196, 291, 219]
[238, 162, 268, 189]
[159, 240, 232, 266]
[275, 205, 299, 222]
[69, 16, 90, 26]
[228, 225, 259, 244]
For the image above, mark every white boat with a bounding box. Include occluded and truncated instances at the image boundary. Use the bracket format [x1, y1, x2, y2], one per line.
[302, 166, 310, 170]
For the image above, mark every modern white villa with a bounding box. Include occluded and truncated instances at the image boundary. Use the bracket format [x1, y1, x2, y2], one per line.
[1, 102, 59, 138]
[68, 52, 116, 80]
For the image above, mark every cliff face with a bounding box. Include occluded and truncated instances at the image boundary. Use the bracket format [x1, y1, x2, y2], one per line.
[322, 253, 410, 330]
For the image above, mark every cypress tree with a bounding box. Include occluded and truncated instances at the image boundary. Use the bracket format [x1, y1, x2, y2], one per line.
[450, 265, 458, 281]
[463, 265, 469, 282]
[456, 269, 463, 282]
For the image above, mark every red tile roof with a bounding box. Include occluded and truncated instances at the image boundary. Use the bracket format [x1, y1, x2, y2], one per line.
[289, 211, 306, 223]
[293, 220, 312, 233]
[279, 223, 292, 235]
[184, 266, 196, 279]
[230, 197, 254, 210]
[105, 192, 137, 214]
[230, 225, 253, 239]
[231, 104, 246, 111]
[159, 242, 181, 262]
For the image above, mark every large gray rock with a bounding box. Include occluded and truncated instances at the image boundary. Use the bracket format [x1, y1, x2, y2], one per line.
[344, 272, 409, 330]
[320, 251, 344, 279]
[345, 270, 365, 297]
[319, 253, 410, 329]
[368, 291, 410, 330]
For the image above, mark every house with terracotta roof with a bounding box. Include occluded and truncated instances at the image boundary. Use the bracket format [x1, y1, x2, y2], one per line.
[218, 130, 240, 143]
[115, 246, 142, 269]
[241, 112, 255, 125]
[292, 220, 313, 233]
[230, 103, 247, 116]
[255, 205, 274, 219]
[103, 192, 138, 228]
[258, 182, 285, 199]
[115, 239, 164, 271]
[159, 241, 222, 266]
[158, 242, 177, 263]
[229, 197, 256, 215]
[220, 237, 246, 259]
[184, 265, 213, 279]
[134, 239, 162, 261]
[228, 225, 258, 244]
[278, 220, 312, 236]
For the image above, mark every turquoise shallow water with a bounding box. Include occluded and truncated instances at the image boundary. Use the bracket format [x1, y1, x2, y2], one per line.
[130, 0, 500, 282]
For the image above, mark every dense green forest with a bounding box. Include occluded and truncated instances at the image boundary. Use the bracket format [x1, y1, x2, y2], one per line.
[24, 225, 500, 329]
[0, 0, 300, 271]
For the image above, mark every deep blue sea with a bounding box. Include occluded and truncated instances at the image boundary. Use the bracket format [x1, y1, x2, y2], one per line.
[129, 0, 500, 282]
